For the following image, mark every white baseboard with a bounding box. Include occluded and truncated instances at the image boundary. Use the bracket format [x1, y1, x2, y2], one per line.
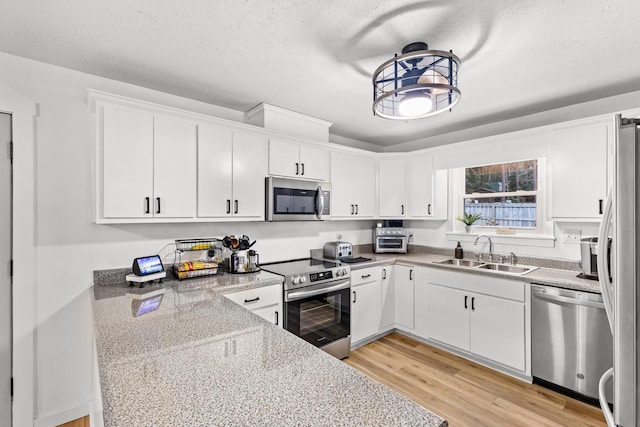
[34, 400, 90, 427]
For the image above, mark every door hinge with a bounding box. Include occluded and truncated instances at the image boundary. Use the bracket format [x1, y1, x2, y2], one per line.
[9, 140, 13, 164]
[10, 377, 13, 398]
[9, 259, 12, 278]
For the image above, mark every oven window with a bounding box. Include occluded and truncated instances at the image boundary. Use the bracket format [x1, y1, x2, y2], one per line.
[300, 295, 341, 336]
[285, 288, 350, 347]
[378, 238, 405, 249]
[273, 187, 316, 215]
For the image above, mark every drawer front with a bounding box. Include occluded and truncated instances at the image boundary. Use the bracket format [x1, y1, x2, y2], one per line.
[224, 284, 282, 309]
[427, 268, 525, 302]
[351, 267, 382, 286]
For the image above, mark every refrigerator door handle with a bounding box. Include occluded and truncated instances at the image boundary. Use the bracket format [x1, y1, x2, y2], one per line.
[599, 367, 615, 427]
[597, 188, 614, 332]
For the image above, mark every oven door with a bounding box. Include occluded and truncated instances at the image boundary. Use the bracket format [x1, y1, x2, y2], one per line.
[284, 280, 350, 348]
[375, 236, 407, 253]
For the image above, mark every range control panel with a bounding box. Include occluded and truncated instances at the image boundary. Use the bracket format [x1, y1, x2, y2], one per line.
[310, 271, 333, 282]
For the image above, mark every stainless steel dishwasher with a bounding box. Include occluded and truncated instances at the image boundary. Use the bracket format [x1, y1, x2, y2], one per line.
[531, 284, 613, 402]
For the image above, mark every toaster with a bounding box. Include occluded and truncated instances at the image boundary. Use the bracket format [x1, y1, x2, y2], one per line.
[323, 241, 353, 259]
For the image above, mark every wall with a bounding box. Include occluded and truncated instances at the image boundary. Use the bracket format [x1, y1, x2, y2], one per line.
[0, 52, 376, 425]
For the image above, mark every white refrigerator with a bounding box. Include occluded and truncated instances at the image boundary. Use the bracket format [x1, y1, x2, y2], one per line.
[597, 114, 639, 426]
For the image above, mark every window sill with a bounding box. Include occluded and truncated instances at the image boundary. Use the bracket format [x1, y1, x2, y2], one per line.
[446, 231, 556, 248]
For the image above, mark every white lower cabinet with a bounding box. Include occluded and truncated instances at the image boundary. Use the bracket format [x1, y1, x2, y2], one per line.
[224, 284, 283, 328]
[420, 268, 527, 372]
[394, 265, 415, 332]
[379, 266, 395, 332]
[351, 267, 382, 344]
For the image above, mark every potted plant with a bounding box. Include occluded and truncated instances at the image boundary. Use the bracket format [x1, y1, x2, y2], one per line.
[456, 211, 482, 232]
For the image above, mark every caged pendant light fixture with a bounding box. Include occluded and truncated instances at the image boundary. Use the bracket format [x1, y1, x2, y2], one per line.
[372, 42, 461, 120]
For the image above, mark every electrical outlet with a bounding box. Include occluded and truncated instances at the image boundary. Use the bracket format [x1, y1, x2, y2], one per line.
[563, 228, 581, 243]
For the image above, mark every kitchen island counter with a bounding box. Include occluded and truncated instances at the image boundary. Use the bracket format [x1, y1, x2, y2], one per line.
[92, 270, 447, 427]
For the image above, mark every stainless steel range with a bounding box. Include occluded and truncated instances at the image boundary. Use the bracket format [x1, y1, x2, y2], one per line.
[261, 258, 351, 359]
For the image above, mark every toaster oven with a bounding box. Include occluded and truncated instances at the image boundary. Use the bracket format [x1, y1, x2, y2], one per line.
[374, 227, 408, 253]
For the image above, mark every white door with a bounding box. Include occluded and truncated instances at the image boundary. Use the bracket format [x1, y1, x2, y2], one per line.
[394, 265, 414, 331]
[102, 105, 154, 218]
[0, 113, 11, 425]
[550, 122, 608, 218]
[351, 280, 382, 343]
[425, 283, 470, 350]
[299, 145, 330, 181]
[329, 152, 355, 217]
[153, 115, 197, 218]
[379, 266, 395, 331]
[406, 155, 434, 218]
[378, 158, 406, 217]
[268, 139, 300, 178]
[197, 124, 233, 217]
[231, 131, 267, 218]
[469, 294, 525, 371]
[351, 155, 376, 217]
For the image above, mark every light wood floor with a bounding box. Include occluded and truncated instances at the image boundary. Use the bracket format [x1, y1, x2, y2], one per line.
[344, 333, 607, 427]
[58, 416, 89, 427]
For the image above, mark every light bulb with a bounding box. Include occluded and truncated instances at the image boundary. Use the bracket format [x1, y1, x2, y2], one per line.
[398, 94, 433, 117]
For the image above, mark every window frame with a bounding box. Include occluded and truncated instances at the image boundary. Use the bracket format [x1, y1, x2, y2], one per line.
[453, 158, 546, 235]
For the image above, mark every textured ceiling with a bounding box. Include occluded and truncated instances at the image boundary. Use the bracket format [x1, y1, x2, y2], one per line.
[2, 0, 640, 149]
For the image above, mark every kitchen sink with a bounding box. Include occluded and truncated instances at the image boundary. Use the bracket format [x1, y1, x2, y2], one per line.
[435, 259, 485, 267]
[433, 258, 538, 275]
[477, 263, 538, 274]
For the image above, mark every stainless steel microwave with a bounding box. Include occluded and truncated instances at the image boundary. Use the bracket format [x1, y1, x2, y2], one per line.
[266, 177, 331, 221]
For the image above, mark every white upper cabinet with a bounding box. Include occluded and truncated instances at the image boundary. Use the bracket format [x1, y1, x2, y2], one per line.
[549, 119, 609, 219]
[330, 151, 376, 218]
[197, 125, 267, 219]
[406, 155, 448, 219]
[378, 158, 406, 218]
[153, 115, 197, 218]
[268, 138, 330, 181]
[100, 104, 196, 220]
[102, 105, 154, 219]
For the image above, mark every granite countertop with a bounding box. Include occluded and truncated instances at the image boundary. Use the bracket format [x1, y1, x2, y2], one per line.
[348, 252, 602, 294]
[92, 270, 447, 427]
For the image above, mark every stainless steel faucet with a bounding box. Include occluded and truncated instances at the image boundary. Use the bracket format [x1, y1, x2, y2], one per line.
[474, 234, 493, 261]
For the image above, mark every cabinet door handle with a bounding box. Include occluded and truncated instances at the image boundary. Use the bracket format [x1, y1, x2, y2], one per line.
[301, 163, 305, 176]
[350, 204, 354, 215]
[464, 295, 468, 309]
[353, 291, 357, 303]
[382, 269, 386, 279]
[401, 204, 404, 215]
[295, 162, 299, 175]
[156, 197, 161, 214]
[471, 297, 475, 311]
[599, 199, 603, 215]
[234, 200, 239, 214]
[144, 197, 150, 214]
[428, 204, 432, 215]
[275, 310, 279, 326]
[409, 269, 413, 280]
[355, 204, 359, 215]
[244, 296, 260, 304]
[226, 199, 231, 214]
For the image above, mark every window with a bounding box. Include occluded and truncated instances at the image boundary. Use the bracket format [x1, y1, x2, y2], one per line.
[458, 159, 541, 230]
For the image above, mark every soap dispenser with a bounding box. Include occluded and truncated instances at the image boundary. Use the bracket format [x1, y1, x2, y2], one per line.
[454, 242, 463, 259]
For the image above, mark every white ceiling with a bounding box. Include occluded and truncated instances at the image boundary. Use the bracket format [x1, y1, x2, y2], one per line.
[2, 0, 640, 149]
